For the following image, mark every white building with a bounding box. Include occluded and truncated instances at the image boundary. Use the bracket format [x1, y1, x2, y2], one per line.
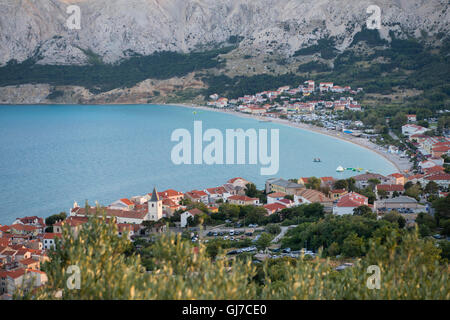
[401, 124, 427, 137]
[148, 187, 163, 221]
[333, 192, 369, 216]
[180, 208, 203, 228]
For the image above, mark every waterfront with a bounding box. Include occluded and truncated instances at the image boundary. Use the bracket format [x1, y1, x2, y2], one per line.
[0, 104, 397, 224]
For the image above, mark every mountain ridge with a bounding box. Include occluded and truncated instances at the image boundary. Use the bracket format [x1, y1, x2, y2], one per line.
[0, 0, 448, 66]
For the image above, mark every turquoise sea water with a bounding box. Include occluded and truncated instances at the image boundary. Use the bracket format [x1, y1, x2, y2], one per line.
[0, 104, 396, 224]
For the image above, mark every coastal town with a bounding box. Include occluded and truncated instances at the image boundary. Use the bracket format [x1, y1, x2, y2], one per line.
[1, 79, 450, 299]
[1, 156, 449, 298]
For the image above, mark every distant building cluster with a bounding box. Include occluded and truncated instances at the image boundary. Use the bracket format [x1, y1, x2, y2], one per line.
[207, 81, 363, 115]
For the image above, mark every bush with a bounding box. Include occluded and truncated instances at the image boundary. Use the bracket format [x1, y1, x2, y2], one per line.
[22, 216, 449, 300]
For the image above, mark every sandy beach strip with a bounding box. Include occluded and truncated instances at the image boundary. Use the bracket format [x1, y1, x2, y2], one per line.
[165, 103, 411, 174]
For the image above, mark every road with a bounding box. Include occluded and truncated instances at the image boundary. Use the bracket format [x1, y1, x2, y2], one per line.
[271, 226, 291, 243]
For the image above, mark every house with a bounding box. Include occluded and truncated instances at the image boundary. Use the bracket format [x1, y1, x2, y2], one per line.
[71, 206, 149, 225]
[227, 195, 260, 206]
[109, 198, 135, 211]
[263, 203, 287, 215]
[18, 258, 40, 270]
[319, 82, 333, 92]
[347, 104, 362, 112]
[401, 124, 427, 137]
[227, 177, 250, 189]
[117, 223, 141, 239]
[388, 173, 406, 185]
[333, 103, 346, 111]
[333, 192, 369, 216]
[205, 186, 230, 203]
[158, 189, 184, 204]
[432, 145, 450, 158]
[406, 114, 417, 123]
[375, 184, 404, 198]
[53, 216, 88, 235]
[9, 224, 40, 237]
[185, 190, 209, 204]
[1, 269, 47, 295]
[295, 189, 333, 212]
[265, 178, 304, 195]
[352, 173, 390, 189]
[276, 198, 295, 208]
[374, 196, 426, 214]
[419, 160, 440, 170]
[320, 177, 335, 188]
[42, 233, 62, 250]
[423, 166, 445, 176]
[180, 208, 204, 228]
[162, 198, 181, 217]
[12, 216, 45, 229]
[267, 192, 287, 204]
[329, 189, 348, 201]
[297, 177, 312, 185]
[422, 173, 450, 188]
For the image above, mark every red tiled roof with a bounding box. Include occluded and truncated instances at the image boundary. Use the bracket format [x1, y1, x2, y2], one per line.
[158, 189, 183, 198]
[388, 173, 404, 178]
[336, 192, 368, 207]
[20, 258, 39, 265]
[376, 184, 405, 192]
[117, 223, 141, 233]
[10, 224, 39, 232]
[6, 268, 26, 279]
[407, 174, 424, 180]
[206, 186, 227, 195]
[185, 208, 203, 216]
[424, 166, 445, 175]
[277, 199, 293, 205]
[330, 189, 346, 194]
[120, 198, 133, 206]
[162, 198, 179, 207]
[72, 207, 147, 220]
[267, 192, 287, 198]
[43, 233, 62, 240]
[186, 190, 208, 198]
[227, 195, 258, 202]
[263, 203, 286, 213]
[425, 174, 450, 181]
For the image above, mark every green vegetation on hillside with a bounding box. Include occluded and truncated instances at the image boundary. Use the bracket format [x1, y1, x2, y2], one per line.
[293, 38, 338, 59]
[0, 47, 235, 93]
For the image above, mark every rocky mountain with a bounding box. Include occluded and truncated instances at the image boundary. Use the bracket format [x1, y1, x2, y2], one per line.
[0, 0, 448, 66]
[0, 0, 448, 104]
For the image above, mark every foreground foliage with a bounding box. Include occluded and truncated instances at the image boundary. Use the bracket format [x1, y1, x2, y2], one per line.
[28, 216, 449, 300]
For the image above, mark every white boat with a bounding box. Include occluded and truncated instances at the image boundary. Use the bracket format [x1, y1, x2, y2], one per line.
[336, 165, 344, 172]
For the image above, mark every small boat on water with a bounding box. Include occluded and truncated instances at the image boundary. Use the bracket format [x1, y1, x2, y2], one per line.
[313, 158, 321, 162]
[336, 165, 344, 172]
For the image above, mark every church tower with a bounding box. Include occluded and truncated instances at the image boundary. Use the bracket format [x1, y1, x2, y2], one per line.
[148, 187, 163, 221]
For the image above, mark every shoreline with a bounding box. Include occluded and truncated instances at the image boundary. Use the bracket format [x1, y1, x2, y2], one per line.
[166, 103, 410, 174]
